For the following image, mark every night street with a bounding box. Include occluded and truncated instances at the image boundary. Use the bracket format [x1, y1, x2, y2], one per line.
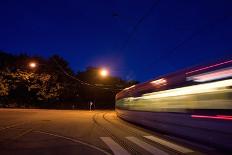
[1, 1, 232, 154]
[0, 108, 224, 155]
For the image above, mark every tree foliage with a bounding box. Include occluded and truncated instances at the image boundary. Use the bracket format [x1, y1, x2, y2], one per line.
[0, 51, 138, 109]
[0, 73, 9, 96]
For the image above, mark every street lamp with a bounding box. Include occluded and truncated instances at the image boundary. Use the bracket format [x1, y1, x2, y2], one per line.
[29, 62, 37, 68]
[99, 68, 109, 77]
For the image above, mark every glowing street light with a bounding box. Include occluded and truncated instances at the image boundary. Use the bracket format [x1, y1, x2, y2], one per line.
[29, 62, 37, 68]
[99, 68, 109, 77]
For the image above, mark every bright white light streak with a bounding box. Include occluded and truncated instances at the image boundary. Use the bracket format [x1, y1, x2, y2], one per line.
[141, 79, 232, 99]
[124, 85, 135, 90]
[187, 67, 232, 82]
[150, 78, 167, 86]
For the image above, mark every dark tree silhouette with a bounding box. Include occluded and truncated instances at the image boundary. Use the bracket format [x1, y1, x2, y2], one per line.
[0, 51, 138, 109]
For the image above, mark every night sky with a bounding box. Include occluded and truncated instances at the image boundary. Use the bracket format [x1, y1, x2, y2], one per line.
[0, 0, 232, 82]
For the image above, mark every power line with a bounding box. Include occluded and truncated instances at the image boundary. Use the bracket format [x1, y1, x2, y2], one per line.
[119, 0, 160, 50]
[144, 11, 232, 72]
[52, 57, 123, 91]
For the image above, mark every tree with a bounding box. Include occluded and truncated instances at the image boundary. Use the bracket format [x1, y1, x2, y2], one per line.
[0, 51, 139, 109]
[0, 51, 15, 70]
[76, 67, 139, 108]
[0, 74, 9, 96]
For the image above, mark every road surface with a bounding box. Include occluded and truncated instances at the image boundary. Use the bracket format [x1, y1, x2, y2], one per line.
[0, 109, 224, 155]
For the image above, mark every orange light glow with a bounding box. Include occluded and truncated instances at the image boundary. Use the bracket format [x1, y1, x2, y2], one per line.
[100, 68, 109, 77]
[29, 62, 37, 68]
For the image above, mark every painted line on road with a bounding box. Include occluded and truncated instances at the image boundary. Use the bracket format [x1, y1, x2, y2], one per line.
[0, 122, 27, 131]
[126, 137, 168, 155]
[14, 128, 34, 140]
[100, 137, 130, 155]
[164, 135, 215, 151]
[144, 136, 194, 154]
[35, 130, 111, 155]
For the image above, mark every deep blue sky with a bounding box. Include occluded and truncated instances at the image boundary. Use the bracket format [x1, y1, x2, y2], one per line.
[0, 0, 232, 81]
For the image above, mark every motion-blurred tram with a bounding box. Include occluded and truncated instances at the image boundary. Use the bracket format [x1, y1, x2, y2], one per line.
[115, 59, 232, 150]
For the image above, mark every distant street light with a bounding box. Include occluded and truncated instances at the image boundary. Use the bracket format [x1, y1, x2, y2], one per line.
[29, 62, 37, 68]
[99, 68, 109, 77]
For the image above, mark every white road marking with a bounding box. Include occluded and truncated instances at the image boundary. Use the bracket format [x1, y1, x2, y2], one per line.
[126, 137, 169, 155]
[0, 122, 27, 131]
[164, 135, 214, 151]
[144, 136, 194, 154]
[35, 131, 111, 155]
[100, 137, 130, 155]
[14, 129, 33, 140]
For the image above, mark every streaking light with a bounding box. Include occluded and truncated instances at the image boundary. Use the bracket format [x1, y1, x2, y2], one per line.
[186, 59, 232, 75]
[124, 85, 135, 90]
[142, 79, 232, 99]
[191, 115, 232, 121]
[150, 78, 167, 87]
[216, 115, 232, 118]
[187, 67, 232, 82]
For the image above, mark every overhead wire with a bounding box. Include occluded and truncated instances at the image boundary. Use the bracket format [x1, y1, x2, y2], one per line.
[51, 0, 160, 88]
[119, 0, 160, 50]
[116, 1, 232, 75]
[143, 11, 232, 72]
[111, 0, 163, 80]
[52, 57, 123, 91]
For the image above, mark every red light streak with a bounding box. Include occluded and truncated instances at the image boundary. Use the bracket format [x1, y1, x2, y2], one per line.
[216, 115, 232, 118]
[191, 115, 232, 121]
[186, 59, 232, 75]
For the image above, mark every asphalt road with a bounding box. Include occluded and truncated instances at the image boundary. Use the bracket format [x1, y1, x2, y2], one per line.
[0, 109, 223, 155]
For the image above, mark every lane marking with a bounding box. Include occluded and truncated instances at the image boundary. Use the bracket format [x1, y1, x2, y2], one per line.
[126, 137, 168, 155]
[14, 129, 33, 140]
[0, 128, 34, 146]
[100, 137, 130, 155]
[144, 136, 194, 154]
[35, 131, 111, 155]
[0, 122, 27, 131]
[164, 135, 214, 151]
